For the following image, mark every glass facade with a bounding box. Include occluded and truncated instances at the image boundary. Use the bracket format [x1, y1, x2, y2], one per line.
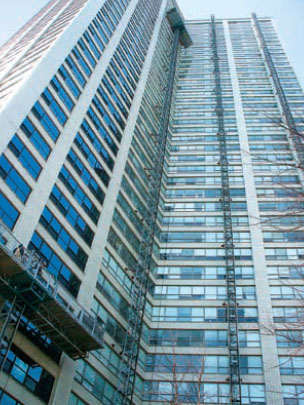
[0, 1, 303, 404]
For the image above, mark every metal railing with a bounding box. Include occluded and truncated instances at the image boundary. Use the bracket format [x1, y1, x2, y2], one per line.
[0, 220, 104, 345]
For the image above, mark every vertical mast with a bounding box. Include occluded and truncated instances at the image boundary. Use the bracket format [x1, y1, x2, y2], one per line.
[210, 14, 242, 404]
[116, 25, 180, 405]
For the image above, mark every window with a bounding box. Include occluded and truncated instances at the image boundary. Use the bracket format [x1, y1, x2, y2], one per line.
[20, 117, 51, 159]
[143, 382, 265, 404]
[273, 307, 304, 323]
[80, 121, 115, 169]
[106, 67, 131, 108]
[66, 149, 106, 203]
[92, 96, 122, 142]
[58, 166, 100, 224]
[51, 76, 74, 111]
[268, 266, 304, 280]
[237, 308, 258, 322]
[87, 26, 104, 54]
[159, 247, 252, 261]
[144, 328, 227, 348]
[117, 192, 145, 234]
[8, 135, 42, 179]
[282, 385, 304, 405]
[75, 360, 116, 403]
[121, 177, 147, 218]
[102, 76, 128, 118]
[241, 384, 266, 404]
[239, 331, 261, 347]
[50, 185, 95, 246]
[86, 109, 118, 155]
[266, 248, 304, 261]
[29, 232, 80, 297]
[65, 56, 86, 88]
[271, 286, 304, 300]
[113, 210, 141, 253]
[102, 250, 132, 296]
[32, 101, 60, 141]
[74, 133, 113, 174]
[165, 188, 245, 198]
[93, 18, 109, 45]
[0, 155, 31, 203]
[280, 357, 304, 375]
[58, 65, 80, 98]
[160, 231, 250, 243]
[93, 343, 120, 376]
[150, 306, 227, 323]
[145, 354, 230, 374]
[78, 38, 96, 68]
[163, 201, 247, 212]
[91, 297, 125, 345]
[264, 232, 304, 243]
[96, 273, 129, 319]
[277, 331, 304, 348]
[39, 207, 88, 270]
[98, 12, 112, 37]
[240, 356, 263, 374]
[69, 393, 87, 405]
[0, 191, 19, 229]
[72, 48, 92, 77]
[153, 285, 227, 300]
[1, 344, 54, 403]
[97, 85, 125, 129]
[41, 88, 67, 125]
[0, 390, 23, 405]
[143, 381, 230, 403]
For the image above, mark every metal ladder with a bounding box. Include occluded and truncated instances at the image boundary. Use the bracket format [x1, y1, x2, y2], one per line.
[252, 13, 304, 166]
[116, 27, 180, 405]
[210, 15, 242, 404]
[0, 297, 26, 371]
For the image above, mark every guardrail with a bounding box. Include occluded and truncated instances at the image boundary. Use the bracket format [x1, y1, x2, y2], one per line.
[0, 220, 104, 344]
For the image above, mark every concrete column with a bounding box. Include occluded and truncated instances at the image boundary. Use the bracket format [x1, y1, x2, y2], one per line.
[224, 20, 283, 405]
[49, 355, 75, 405]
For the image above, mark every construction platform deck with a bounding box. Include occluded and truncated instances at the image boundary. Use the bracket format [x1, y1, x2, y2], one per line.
[0, 221, 104, 359]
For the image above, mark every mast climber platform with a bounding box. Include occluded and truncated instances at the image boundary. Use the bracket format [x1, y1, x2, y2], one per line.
[0, 220, 104, 362]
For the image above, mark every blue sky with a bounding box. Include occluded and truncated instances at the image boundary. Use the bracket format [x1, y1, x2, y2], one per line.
[0, 0, 303, 86]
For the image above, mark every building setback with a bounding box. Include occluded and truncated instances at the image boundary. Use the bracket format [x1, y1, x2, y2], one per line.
[0, 0, 303, 404]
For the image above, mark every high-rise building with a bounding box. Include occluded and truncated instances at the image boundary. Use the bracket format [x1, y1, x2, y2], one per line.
[0, 0, 303, 404]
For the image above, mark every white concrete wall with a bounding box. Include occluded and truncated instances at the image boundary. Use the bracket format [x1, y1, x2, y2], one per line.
[224, 20, 284, 405]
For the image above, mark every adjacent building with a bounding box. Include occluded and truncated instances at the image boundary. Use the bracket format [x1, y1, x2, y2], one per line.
[0, 0, 303, 404]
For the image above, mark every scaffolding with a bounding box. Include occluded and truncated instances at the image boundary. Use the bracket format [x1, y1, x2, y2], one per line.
[0, 220, 104, 361]
[116, 23, 181, 405]
[252, 13, 304, 165]
[210, 15, 242, 404]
